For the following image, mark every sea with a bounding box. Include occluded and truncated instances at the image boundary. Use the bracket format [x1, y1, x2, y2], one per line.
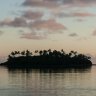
[0, 65, 96, 96]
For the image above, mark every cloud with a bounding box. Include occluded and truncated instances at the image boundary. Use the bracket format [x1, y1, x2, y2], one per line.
[21, 10, 43, 20]
[69, 33, 78, 37]
[0, 17, 27, 27]
[22, 0, 59, 8]
[0, 16, 66, 33]
[0, 18, 12, 26]
[22, 0, 96, 8]
[56, 12, 96, 18]
[62, 0, 96, 6]
[19, 18, 67, 40]
[56, 12, 72, 18]
[76, 18, 85, 22]
[0, 10, 44, 28]
[20, 19, 67, 40]
[21, 32, 47, 40]
[92, 30, 96, 36]
[0, 15, 67, 40]
[0, 0, 71, 40]
[72, 12, 96, 17]
[30, 19, 67, 32]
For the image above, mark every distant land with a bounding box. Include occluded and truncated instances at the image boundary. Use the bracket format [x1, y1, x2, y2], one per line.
[0, 49, 92, 69]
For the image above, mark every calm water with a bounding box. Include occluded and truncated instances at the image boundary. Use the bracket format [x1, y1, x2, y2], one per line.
[0, 66, 96, 96]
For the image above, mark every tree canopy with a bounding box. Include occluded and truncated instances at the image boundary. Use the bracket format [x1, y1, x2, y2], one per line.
[1, 49, 92, 69]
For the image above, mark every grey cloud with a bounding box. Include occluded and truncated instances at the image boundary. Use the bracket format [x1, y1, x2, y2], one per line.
[1, 18, 66, 32]
[56, 12, 73, 18]
[22, 0, 59, 8]
[56, 12, 96, 18]
[22, 0, 96, 8]
[0, 10, 44, 27]
[69, 33, 78, 37]
[62, 0, 96, 6]
[0, 17, 27, 27]
[21, 10, 43, 20]
[76, 18, 85, 22]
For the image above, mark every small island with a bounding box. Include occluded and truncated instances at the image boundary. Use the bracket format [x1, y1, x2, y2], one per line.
[0, 49, 92, 69]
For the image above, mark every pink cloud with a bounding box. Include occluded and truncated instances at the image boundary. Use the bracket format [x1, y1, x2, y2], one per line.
[31, 19, 67, 32]
[92, 30, 96, 36]
[20, 19, 67, 40]
[72, 12, 96, 17]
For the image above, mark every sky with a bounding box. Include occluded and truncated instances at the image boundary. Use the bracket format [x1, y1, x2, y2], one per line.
[0, 0, 96, 63]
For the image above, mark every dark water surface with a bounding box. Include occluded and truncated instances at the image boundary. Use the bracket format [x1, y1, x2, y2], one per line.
[0, 66, 96, 96]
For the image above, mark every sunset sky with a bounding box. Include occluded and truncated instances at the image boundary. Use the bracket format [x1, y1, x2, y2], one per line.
[0, 0, 96, 63]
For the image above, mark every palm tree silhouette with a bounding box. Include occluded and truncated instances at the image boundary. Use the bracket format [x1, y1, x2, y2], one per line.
[21, 51, 26, 56]
[3, 49, 92, 69]
[35, 50, 38, 56]
[39, 50, 43, 56]
[11, 52, 15, 57]
[26, 50, 32, 57]
[42, 50, 48, 56]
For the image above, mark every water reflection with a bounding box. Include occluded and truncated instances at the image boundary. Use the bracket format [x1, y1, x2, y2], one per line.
[8, 67, 91, 73]
[0, 66, 96, 96]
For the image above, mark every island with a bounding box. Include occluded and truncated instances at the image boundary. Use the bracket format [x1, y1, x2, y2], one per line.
[0, 49, 92, 69]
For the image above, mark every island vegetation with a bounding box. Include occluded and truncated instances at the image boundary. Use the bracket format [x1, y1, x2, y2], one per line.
[0, 49, 92, 69]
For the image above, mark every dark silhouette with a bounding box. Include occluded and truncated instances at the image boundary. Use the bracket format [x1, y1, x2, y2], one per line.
[0, 49, 92, 69]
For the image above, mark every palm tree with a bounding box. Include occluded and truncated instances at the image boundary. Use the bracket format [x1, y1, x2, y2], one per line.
[42, 50, 48, 56]
[39, 50, 43, 56]
[48, 49, 52, 56]
[26, 50, 32, 57]
[68, 52, 72, 57]
[48, 49, 51, 53]
[21, 51, 25, 56]
[11, 51, 15, 57]
[8, 55, 12, 60]
[17, 51, 20, 56]
[61, 49, 65, 55]
[35, 50, 38, 56]
[14, 51, 20, 57]
[52, 50, 59, 57]
[70, 51, 77, 57]
[87, 56, 91, 60]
